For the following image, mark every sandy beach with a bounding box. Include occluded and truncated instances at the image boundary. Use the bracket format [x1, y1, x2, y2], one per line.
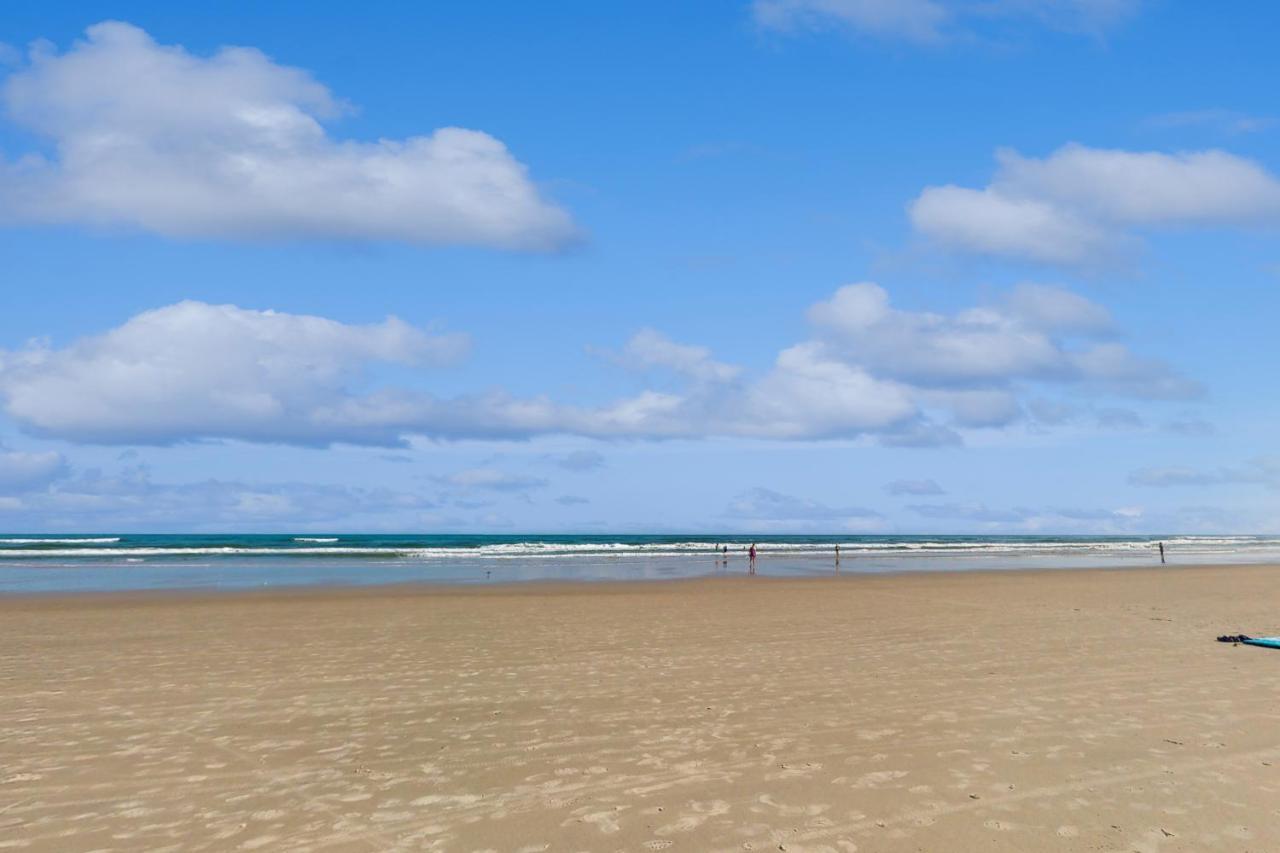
[4, 565, 1280, 851]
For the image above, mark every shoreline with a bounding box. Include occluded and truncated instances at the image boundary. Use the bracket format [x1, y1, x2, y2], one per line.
[0, 557, 1252, 604]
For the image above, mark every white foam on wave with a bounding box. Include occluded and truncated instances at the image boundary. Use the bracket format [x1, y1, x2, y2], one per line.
[0, 546, 408, 558]
[0, 537, 122, 545]
[294, 537, 339, 543]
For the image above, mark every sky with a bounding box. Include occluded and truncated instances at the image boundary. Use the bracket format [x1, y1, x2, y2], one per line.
[0, 0, 1278, 534]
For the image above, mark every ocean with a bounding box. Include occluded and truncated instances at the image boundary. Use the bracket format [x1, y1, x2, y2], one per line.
[2, 533, 1279, 594]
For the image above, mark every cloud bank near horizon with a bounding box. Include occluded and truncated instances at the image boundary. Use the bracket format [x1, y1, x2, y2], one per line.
[0, 283, 1198, 449]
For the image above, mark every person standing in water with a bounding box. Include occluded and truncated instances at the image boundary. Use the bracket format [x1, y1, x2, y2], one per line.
[835, 543, 841, 572]
[1158, 541, 1166, 564]
[748, 543, 757, 575]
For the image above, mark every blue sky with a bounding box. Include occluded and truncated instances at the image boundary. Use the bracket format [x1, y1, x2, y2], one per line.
[0, 1, 1278, 533]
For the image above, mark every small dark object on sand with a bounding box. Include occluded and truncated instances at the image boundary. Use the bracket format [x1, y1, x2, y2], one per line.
[1217, 634, 1252, 644]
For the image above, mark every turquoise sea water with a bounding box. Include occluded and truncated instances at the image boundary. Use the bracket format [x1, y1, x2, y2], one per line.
[2, 534, 1279, 594]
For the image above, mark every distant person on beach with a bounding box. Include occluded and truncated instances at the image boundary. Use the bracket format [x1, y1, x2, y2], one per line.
[1158, 541, 1165, 564]
[835, 543, 841, 572]
[748, 543, 757, 575]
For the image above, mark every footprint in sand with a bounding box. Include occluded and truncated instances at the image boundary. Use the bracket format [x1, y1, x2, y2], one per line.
[1056, 825, 1079, 838]
[655, 799, 730, 835]
[849, 770, 909, 789]
[754, 795, 829, 818]
[564, 806, 628, 834]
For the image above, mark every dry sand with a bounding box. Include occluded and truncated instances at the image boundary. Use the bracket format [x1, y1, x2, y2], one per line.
[4, 565, 1280, 851]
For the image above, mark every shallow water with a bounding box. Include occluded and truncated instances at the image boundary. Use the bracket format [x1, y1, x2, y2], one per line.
[2, 533, 1278, 593]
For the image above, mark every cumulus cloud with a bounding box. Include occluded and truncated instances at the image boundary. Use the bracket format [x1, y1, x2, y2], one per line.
[885, 478, 946, 495]
[1003, 282, 1113, 334]
[0, 283, 1193, 448]
[617, 329, 743, 383]
[753, 0, 1139, 43]
[0, 301, 468, 446]
[910, 144, 1280, 266]
[806, 282, 1197, 402]
[1129, 457, 1280, 489]
[910, 186, 1117, 266]
[0, 22, 576, 249]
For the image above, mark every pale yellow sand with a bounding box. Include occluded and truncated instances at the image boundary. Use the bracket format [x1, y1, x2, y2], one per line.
[4, 565, 1280, 851]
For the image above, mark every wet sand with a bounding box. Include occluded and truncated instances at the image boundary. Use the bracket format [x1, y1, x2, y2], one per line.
[4, 564, 1280, 851]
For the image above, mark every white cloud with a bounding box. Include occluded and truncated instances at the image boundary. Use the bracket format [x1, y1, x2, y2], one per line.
[1003, 282, 1113, 334]
[917, 388, 1022, 426]
[809, 283, 1065, 384]
[810, 282, 1069, 385]
[909, 185, 1118, 266]
[0, 22, 576, 249]
[0, 283, 1192, 448]
[735, 342, 918, 438]
[911, 144, 1280, 266]
[998, 145, 1280, 224]
[0, 300, 468, 445]
[1070, 343, 1201, 399]
[0, 448, 68, 491]
[616, 328, 742, 382]
[753, 0, 1139, 42]
[805, 282, 1194, 403]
